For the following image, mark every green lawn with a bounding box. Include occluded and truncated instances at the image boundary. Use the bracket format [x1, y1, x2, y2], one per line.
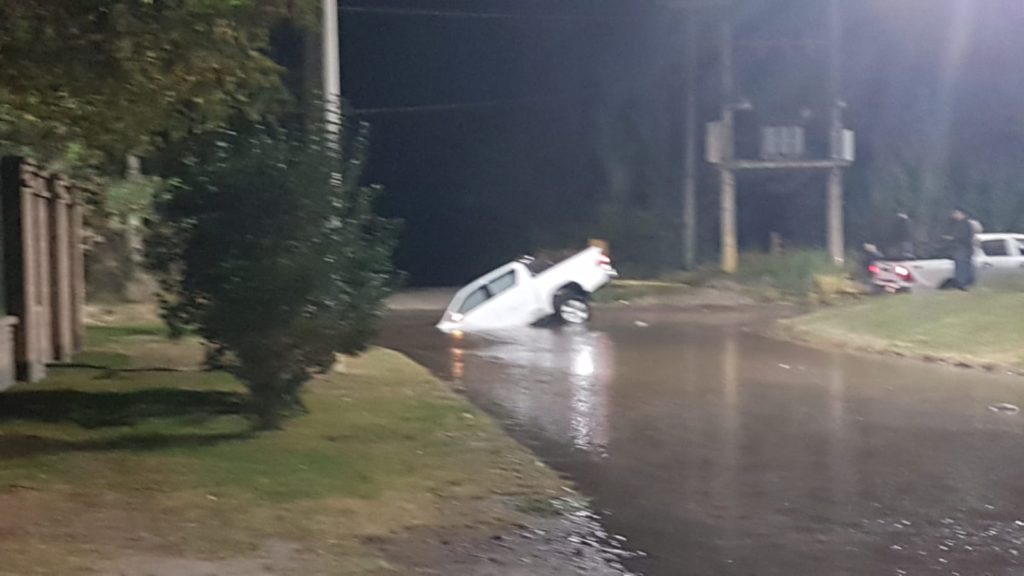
[0, 327, 562, 575]
[782, 290, 1024, 370]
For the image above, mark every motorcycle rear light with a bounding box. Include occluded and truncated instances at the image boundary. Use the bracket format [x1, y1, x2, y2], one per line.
[894, 265, 914, 282]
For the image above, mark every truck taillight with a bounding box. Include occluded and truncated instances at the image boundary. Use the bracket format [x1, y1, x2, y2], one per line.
[868, 264, 880, 275]
[598, 254, 612, 267]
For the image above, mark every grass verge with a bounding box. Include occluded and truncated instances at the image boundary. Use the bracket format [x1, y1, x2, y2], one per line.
[780, 289, 1024, 372]
[0, 326, 563, 575]
[599, 250, 859, 305]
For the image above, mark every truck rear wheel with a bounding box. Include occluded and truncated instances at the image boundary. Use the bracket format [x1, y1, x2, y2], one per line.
[555, 291, 591, 325]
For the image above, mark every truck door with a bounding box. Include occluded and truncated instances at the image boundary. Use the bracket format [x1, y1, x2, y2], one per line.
[978, 238, 1017, 283]
[1014, 237, 1024, 278]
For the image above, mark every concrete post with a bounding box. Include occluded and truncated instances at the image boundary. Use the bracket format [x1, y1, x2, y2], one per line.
[0, 317, 18, 390]
[2, 159, 48, 381]
[827, 167, 845, 265]
[682, 11, 699, 270]
[720, 167, 738, 273]
[49, 177, 74, 362]
[34, 181, 53, 364]
[70, 187, 86, 354]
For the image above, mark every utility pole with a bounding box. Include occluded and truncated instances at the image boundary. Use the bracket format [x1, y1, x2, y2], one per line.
[322, 0, 342, 137]
[682, 11, 699, 270]
[826, 0, 845, 265]
[718, 15, 738, 273]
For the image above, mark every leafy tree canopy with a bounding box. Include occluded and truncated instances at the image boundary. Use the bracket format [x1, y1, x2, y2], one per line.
[0, 0, 316, 171]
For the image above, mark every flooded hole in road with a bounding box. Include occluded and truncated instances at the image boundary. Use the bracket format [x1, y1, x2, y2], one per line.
[378, 309, 1024, 576]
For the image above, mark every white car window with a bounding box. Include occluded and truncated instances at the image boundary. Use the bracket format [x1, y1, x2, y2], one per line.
[487, 270, 517, 297]
[458, 286, 490, 314]
[1018, 240, 1024, 256]
[981, 239, 1010, 257]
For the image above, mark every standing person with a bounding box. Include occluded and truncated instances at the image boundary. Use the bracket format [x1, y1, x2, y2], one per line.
[943, 208, 976, 290]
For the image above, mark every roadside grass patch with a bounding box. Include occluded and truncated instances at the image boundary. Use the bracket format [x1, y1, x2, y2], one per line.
[0, 324, 562, 575]
[604, 249, 850, 303]
[782, 290, 1024, 370]
[85, 323, 170, 348]
[734, 250, 842, 296]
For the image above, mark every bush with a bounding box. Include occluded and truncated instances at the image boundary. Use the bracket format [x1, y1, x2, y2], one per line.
[735, 250, 840, 295]
[147, 117, 398, 428]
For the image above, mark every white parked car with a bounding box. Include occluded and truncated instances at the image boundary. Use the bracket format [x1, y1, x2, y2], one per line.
[436, 246, 618, 333]
[871, 233, 1024, 291]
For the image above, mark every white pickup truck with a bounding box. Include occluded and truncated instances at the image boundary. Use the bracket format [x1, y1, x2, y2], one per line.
[871, 233, 1024, 292]
[436, 246, 618, 334]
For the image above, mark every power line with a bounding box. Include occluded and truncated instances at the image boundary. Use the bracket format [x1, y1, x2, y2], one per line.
[655, 1, 727, 10]
[339, 5, 613, 20]
[349, 88, 681, 116]
[350, 96, 579, 115]
[340, 1, 725, 20]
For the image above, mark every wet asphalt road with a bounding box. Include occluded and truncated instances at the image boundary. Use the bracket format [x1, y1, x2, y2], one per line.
[378, 308, 1024, 576]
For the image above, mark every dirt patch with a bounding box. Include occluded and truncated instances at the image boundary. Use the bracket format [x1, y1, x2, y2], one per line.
[85, 303, 162, 327]
[100, 541, 305, 576]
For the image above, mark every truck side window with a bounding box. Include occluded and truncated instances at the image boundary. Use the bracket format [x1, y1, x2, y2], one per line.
[1018, 240, 1024, 255]
[981, 239, 1009, 257]
[459, 287, 490, 314]
[487, 271, 517, 297]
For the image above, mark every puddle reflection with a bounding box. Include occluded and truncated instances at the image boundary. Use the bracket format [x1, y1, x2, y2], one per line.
[454, 327, 614, 456]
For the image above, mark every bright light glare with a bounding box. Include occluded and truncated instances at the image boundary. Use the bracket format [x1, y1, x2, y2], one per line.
[572, 348, 596, 377]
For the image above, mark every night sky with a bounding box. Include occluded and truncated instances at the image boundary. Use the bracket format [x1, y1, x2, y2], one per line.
[337, 0, 1024, 286]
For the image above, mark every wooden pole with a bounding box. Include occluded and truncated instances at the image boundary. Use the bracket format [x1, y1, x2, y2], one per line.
[682, 12, 699, 270]
[826, 0, 845, 264]
[720, 167, 738, 272]
[827, 167, 844, 264]
[719, 14, 738, 273]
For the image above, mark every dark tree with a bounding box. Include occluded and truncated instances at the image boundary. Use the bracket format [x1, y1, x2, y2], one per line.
[147, 116, 398, 429]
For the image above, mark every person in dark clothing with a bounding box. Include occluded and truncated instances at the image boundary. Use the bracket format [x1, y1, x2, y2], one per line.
[943, 208, 976, 290]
